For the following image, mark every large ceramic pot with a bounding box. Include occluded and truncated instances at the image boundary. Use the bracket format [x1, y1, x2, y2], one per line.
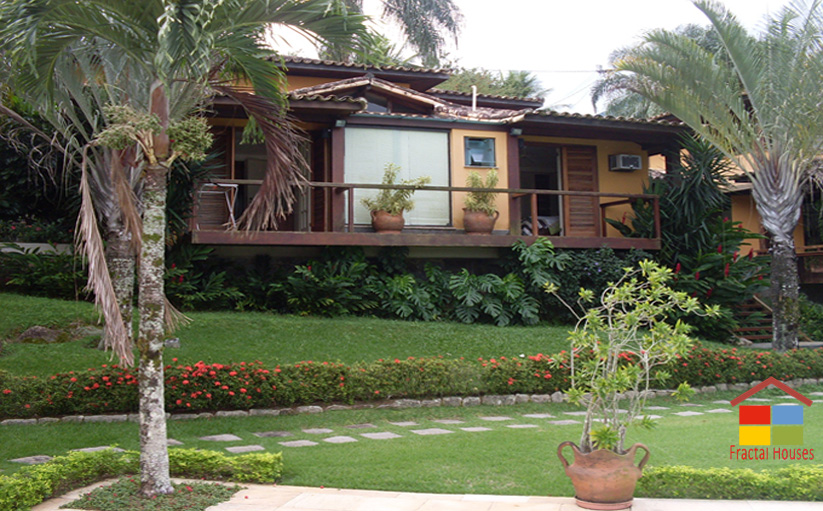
[371, 210, 405, 233]
[462, 209, 499, 235]
[557, 441, 650, 510]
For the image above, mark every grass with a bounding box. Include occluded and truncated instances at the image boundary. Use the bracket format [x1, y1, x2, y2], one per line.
[2, 386, 821, 496]
[0, 293, 573, 376]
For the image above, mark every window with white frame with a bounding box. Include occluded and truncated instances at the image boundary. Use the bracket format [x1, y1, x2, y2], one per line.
[344, 127, 450, 226]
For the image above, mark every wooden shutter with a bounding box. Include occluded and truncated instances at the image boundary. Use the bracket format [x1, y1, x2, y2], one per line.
[195, 127, 234, 229]
[562, 146, 600, 237]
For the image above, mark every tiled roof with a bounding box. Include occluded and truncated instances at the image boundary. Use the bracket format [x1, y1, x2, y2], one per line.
[530, 109, 685, 127]
[279, 56, 450, 75]
[287, 92, 366, 107]
[428, 88, 543, 104]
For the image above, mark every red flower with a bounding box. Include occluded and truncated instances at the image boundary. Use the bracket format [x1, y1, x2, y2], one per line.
[2, 389, 11, 395]
[675, 263, 681, 274]
[717, 244, 723, 253]
[695, 271, 700, 281]
[724, 263, 730, 277]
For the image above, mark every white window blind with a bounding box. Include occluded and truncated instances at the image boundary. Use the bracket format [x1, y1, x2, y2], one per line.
[344, 127, 450, 226]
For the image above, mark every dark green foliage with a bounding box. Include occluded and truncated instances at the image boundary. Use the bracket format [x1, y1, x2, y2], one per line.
[800, 294, 823, 342]
[67, 477, 238, 511]
[607, 135, 769, 340]
[0, 244, 88, 300]
[637, 465, 823, 501]
[0, 217, 73, 243]
[165, 244, 243, 311]
[0, 448, 281, 511]
[449, 270, 539, 326]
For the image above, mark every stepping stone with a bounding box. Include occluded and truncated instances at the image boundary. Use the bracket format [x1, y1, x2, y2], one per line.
[344, 423, 376, 429]
[563, 411, 588, 416]
[777, 396, 798, 399]
[809, 392, 823, 396]
[673, 411, 704, 417]
[199, 434, 242, 442]
[523, 413, 554, 419]
[745, 398, 771, 402]
[361, 432, 402, 440]
[411, 428, 453, 436]
[323, 436, 357, 444]
[226, 445, 265, 454]
[679, 403, 704, 407]
[713, 400, 732, 404]
[303, 428, 334, 434]
[10, 455, 52, 465]
[461, 427, 492, 432]
[479, 416, 514, 421]
[70, 446, 125, 453]
[645, 406, 669, 410]
[547, 420, 581, 425]
[706, 408, 733, 413]
[389, 421, 418, 427]
[432, 419, 465, 424]
[645, 415, 663, 420]
[167, 439, 184, 446]
[507, 424, 538, 429]
[279, 440, 318, 447]
[253, 431, 293, 438]
[775, 403, 801, 406]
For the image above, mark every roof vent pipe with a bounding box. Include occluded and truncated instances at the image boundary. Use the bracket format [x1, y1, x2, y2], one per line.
[471, 85, 477, 111]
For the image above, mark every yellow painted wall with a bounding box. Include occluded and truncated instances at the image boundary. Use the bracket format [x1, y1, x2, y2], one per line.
[450, 129, 510, 229]
[521, 136, 650, 236]
[731, 193, 810, 253]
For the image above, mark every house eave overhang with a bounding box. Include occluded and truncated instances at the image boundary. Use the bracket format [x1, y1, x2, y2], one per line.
[278, 56, 451, 92]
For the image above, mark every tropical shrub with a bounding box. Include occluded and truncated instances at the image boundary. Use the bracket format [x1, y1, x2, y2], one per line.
[360, 163, 430, 215]
[463, 169, 499, 215]
[165, 243, 243, 311]
[0, 217, 73, 243]
[799, 294, 823, 342]
[0, 244, 88, 300]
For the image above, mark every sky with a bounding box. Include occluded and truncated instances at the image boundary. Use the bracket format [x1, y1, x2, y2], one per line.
[275, 0, 794, 114]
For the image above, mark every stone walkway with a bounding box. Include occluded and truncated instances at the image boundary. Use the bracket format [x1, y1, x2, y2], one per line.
[13, 394, 823, 465]
[31, 480, 823, 511]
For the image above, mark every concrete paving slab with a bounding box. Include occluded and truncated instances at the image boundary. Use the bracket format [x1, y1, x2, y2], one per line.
[388, 421, 418, 427]
[745, 398, 772, 402]
[199, 434, 242, 442]
[562, 411, 588, 416]
[70, 446, 125, 453]
[679, 403, 704, 407]
[279, 440, 318, 447]
[167, 438, 184, 446]
[706, 408, 733, 413]
[507, 424, 538, 429]
[225, 445, 265, 454]
[522, 413, 554, 419]
[432, 419, 465, 424]
[303, 428, 334, 434]
[546, 420, 581, 425]
[672, 411, 704, 416]
[461, 427, 492, 432]
[712, 400, 732, 404]
[10, 455, 52, 464]
[411, 428, 454, 436]
[646, 406, 669, 410]
[479, 416, 514, 421]
[323, 436, 358, 444]
[344, 423, 376, 429]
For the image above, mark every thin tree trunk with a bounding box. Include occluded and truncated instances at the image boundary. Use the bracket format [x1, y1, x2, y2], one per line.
[99, 229, 134, 349]
[137, 162, 173, 496]
[771, 237, 800, 352]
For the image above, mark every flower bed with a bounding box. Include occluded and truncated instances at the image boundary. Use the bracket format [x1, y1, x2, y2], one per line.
[1, 346, 822, 419]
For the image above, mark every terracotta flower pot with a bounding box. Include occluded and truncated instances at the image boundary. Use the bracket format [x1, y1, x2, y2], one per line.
[557, 441, 650, 510]
[463, 209, 499, 235]
[371, 210, 405, 233]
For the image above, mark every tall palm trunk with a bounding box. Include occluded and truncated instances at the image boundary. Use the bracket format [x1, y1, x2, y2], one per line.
[137, 82, 173, 497]
[770, 237, 800, 352]
[99, 228, 135, 349]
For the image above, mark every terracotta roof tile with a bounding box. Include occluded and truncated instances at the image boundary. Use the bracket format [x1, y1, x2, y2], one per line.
[279, 56, 450, 75]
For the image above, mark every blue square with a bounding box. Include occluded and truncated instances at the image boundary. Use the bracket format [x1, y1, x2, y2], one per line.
[771, 405, 803, 425]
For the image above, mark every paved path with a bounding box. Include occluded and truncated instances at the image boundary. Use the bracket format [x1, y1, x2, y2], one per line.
[31, 480, 823, 511]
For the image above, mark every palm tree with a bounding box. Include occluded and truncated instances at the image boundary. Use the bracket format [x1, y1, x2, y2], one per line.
[591, 24, 723, 117]
[0, 0, 365, 496]
[322, 0, 461, 67]
[617, 0, 823, 351]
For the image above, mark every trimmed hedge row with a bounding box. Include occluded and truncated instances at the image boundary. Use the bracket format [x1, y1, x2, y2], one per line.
[0, 448, 284, 511]
[637, 465, 823, 501]
[2, 346, 823, 419]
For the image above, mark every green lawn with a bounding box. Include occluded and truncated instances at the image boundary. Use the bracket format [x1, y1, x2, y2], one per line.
[0, 293, 573, 376]
[1, 387, 821, 495]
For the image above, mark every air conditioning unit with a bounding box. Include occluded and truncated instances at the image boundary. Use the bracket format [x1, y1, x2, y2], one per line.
[609, 154, 642, 172]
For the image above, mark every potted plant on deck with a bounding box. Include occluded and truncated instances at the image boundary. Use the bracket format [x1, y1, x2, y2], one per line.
[462, 169, 499, 235]
[361, 163, 431, 233]
[546, 260, 718, 510]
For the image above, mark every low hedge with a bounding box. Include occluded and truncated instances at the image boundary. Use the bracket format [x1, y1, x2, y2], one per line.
[637, 465, 823, 501]
[0, 448, 283, 511]
[1, 346, 822, 419]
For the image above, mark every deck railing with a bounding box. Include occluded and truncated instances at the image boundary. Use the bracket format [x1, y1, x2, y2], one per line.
[196, 179, 660, 241]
